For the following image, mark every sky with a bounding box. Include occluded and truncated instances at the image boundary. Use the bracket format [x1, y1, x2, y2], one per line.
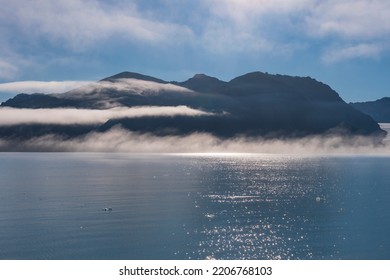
[0, 0, 389, 102]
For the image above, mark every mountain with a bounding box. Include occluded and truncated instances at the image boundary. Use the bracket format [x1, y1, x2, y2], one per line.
[0, 71, 386, 141]
[0, 93, 74, 108]
[2, 72, 196, 109]
[350, 98, 390, 123]
[100, 71, 167, 84]
[175, 73, 227, 92]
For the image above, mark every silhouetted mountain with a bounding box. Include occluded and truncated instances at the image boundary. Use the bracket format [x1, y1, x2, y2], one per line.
[0, 71, 386, 141]
[1, 93, 77, 108]
[175, 74, 227, 92]
[226, 72, 340, 101]
[100, 71, 167, 84]
[350, 98, 390, 123]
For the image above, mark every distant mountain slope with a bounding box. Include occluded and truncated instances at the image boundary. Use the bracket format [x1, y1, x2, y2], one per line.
[0, 71, 385, 140]
[0, 93, 71, 108]
[350, 98, 390, 123]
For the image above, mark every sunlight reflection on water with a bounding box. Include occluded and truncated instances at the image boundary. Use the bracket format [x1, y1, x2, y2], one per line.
[1, 153, 390, 259]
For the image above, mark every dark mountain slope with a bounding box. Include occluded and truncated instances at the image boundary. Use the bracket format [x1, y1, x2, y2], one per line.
[1, 93, 82, 108]
[351, 98, 390, 123]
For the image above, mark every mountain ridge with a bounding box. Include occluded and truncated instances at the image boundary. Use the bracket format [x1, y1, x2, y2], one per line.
[0, 71, 386, 141]
[174, 73, 227, 93]
[100, 71, 167, 84]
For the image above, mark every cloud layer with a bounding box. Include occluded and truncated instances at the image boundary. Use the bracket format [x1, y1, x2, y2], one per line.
[1, 0, 389, 77]
[0, 80, 93, 94]
[0, 103, 388, 152]
[0, 106, 212, 125]
[67, 79, 193, 96]
[1, 0, 193, 50]
[202, 0, 390, 61]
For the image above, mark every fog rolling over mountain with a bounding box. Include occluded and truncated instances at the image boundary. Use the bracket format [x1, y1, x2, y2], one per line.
[0, 71, 386, 151]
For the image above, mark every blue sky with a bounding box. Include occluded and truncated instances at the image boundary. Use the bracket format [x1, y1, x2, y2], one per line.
[0, 0, 389, 102]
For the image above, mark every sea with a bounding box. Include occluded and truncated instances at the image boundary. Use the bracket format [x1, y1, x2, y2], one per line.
[1, 152, 390, 260]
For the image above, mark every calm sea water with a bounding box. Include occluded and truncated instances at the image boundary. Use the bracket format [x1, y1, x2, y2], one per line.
[0, 153, 390, 260]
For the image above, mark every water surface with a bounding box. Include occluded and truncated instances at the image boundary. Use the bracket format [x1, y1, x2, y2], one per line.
[0, 153, 389, 259]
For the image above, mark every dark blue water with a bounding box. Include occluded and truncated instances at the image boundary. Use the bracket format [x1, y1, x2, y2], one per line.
[0, 153, 389, 260]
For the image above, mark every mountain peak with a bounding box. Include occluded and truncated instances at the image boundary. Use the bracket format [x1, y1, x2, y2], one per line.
[191, 73, 214, 79]
[101, 71, 167, 84]
[178, 73, 226, 92]
[229, 71, 274, 83]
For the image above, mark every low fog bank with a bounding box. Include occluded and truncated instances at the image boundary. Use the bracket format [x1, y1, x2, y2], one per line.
[0, 106, 212, 125]
[1, 126, 390, 155]
[66, 78, 193, 96]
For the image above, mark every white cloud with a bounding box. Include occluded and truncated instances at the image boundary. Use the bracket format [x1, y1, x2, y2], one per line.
[205, 0, 310, 24]
[1, 0, 390, 77]
[322, 43, 385, 63]
[1, 0, 193, 50]
[0, 59, 18, 80]
[200, 0, 390, 60]
[200, 0, 312, 53]
[67, 79, 193, 96]
[0, 106, 212, 126]
[206, 0, 390, 42]
[0, 80, 93, 94]
[306, 0, 390, 62]
[306, 0, 390, 39]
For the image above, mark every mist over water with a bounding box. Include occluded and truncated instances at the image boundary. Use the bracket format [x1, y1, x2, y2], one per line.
[0, 124, 389, 154]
